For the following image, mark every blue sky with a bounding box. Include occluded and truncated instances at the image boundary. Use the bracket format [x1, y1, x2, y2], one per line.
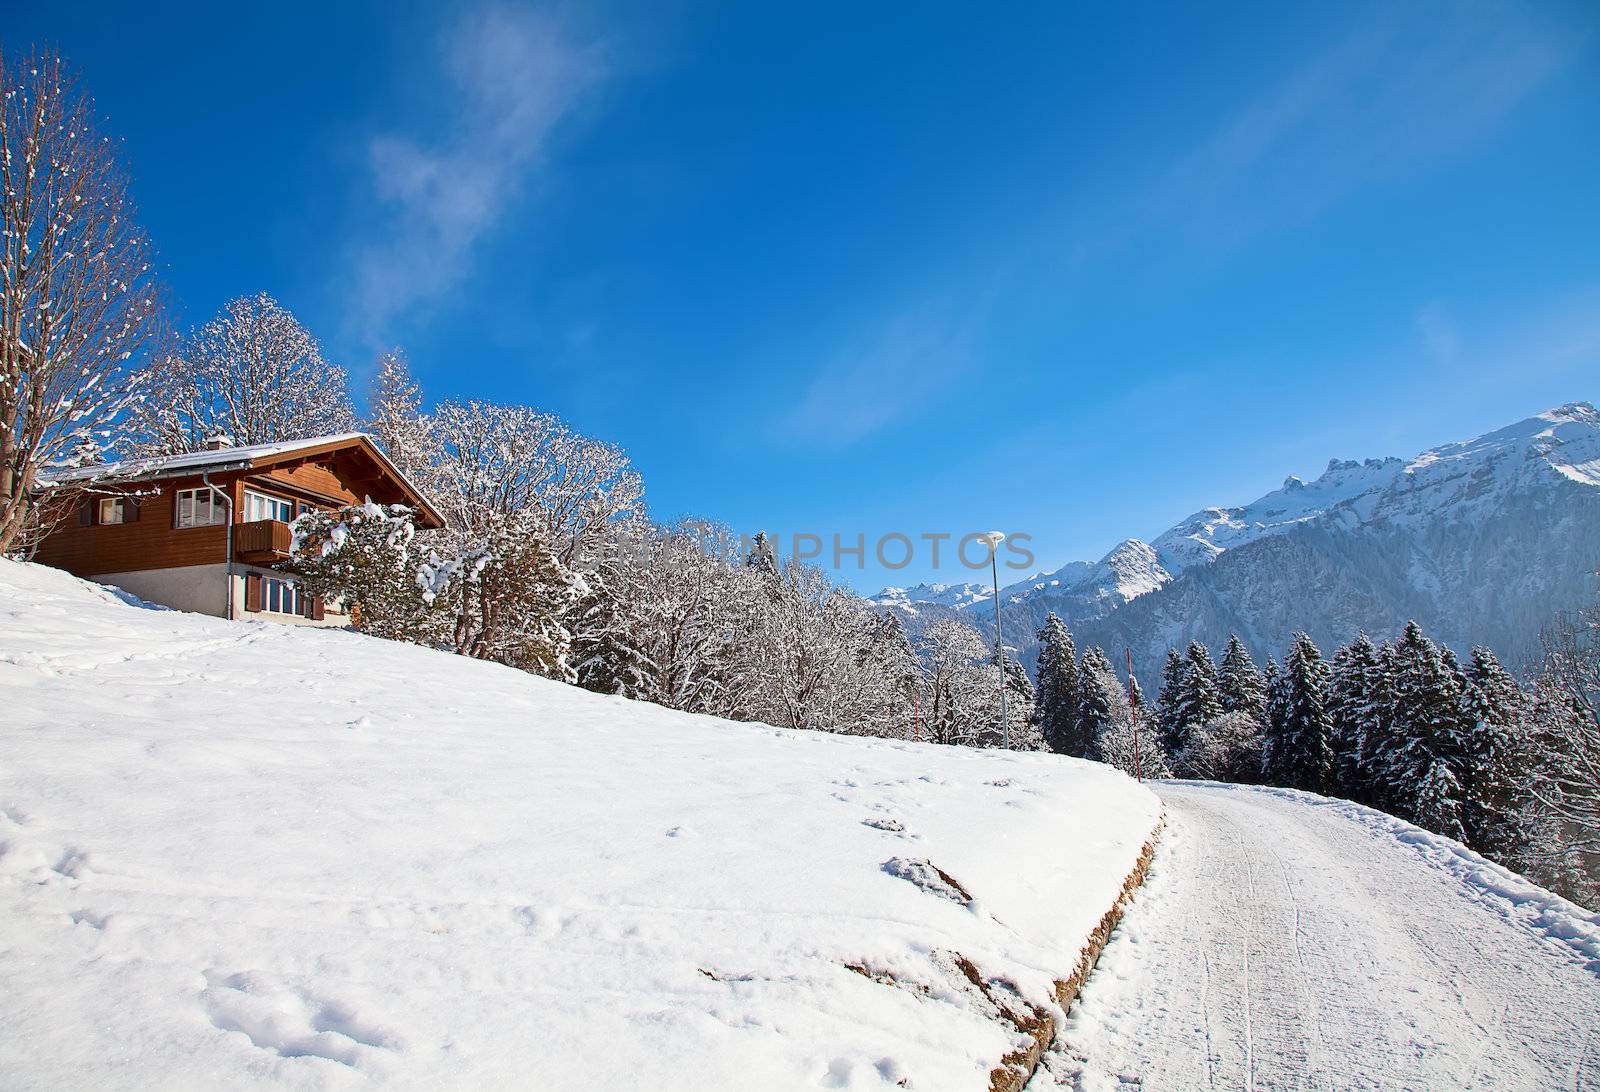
[8, 1, 1598, 591]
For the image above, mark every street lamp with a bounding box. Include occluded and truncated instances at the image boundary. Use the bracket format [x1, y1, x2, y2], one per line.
[977, 531, 1008, 749]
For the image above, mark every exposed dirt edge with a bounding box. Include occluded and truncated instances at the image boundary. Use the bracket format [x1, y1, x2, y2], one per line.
[987, 814, 1166, 1092]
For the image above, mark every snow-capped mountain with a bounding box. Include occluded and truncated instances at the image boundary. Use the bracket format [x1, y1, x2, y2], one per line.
[871, 580, 993, 612]
[879, 402, 1600, 675]
[1150, 456, 1408, 573]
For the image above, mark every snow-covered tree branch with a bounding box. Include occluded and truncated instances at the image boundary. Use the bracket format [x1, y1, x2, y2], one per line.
[0, 49, 166, 554]
[124, 292, 355, 455]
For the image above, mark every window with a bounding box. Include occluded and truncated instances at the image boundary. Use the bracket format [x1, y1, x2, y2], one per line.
[243, 490, 295, 524]
[246, 574, 324, 619]
[175, 488, 228, 528]
[262, 577, 301, 616]
[94, 497, 139, 525]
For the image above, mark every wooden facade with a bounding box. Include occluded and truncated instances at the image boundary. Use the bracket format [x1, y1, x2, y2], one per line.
[33, 475, 229, 576]
[32, 435, 442, 621]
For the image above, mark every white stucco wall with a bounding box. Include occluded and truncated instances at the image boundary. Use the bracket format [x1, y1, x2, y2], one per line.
[94, 564, 231, 618]
[92, 564, 348, 629]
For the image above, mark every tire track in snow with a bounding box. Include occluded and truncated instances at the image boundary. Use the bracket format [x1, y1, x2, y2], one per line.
[1051, 782, 1600, 1091]
[1232, 821, 1256, 1092]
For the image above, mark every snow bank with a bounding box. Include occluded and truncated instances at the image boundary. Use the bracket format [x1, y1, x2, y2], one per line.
[0, 560, 1160, 1091]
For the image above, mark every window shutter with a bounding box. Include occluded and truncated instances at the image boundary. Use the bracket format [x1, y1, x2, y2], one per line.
[79, 501, 93, 526]
[244, 573, 263, 613]
[310, 596, 326, 621]
[125, 497, 140, 523]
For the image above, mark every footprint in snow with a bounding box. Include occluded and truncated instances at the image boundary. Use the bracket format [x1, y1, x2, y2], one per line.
[202, 970, 397, 1065]
[69, 908, 112, 930]
[52, 846, 92, 880]
[862, 816, 906, 833]
[822, 1055, 906, 1088]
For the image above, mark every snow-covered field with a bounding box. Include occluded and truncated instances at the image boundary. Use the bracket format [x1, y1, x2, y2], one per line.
[1048, 782, 1600, 1091]
[0, 560, 1160, 1091]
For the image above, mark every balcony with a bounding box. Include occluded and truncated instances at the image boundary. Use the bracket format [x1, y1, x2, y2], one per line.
[233, 519, 294, 564]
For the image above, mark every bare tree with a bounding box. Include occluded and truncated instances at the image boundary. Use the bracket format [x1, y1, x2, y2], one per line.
[366, 348, 436, 483]
[0, 49, 165, 554]
[429, 399, 643, 567]
[1525, 604, 1600, 905]
[916, 619, 992, 746]
[126, 292, 354, 455]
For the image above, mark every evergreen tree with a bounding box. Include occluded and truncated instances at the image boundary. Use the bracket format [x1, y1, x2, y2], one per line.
[1155, 648, 1188, 753]
[1385, 621, 1472, 829]
[1358, 640, 1405, 809]
[1263, 657, 1285, 724]
[1077, 646, 1121, 756]
[1327, 633, 1382, 801]
[1218, 635, 1267, 724]
[745, 530, 779, 577]
[1033, 613, 1085, 756]
[1078, 649, 1169, 776]
[1182, 640, 1225, 718]
[995, 652, 1040, 750]
[1460, 646, 1530, 855]
[1415, 759, 1468, 842]
[1165, 641, 1223, 755]
[1263, 633, 1335, 792]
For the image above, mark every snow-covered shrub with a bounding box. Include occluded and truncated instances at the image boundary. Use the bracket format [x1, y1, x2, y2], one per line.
[1175, 711, 1265, 782]
[289, 501, 440, 643]
[422, 508, 579, 681]
[1095, 710, 1172, 780]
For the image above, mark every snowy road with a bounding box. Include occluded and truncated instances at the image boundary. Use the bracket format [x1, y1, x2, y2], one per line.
[1047, 782, 1600, 1091]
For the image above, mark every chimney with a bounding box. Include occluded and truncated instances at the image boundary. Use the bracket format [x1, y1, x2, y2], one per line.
[202, 434, 235, 452]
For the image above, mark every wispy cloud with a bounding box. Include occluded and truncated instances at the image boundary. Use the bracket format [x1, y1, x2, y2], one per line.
[1464, 287, 1600, 384]
[350, 6, 606, 340]
[778, 295, 993, 448]
[1094, 4, 1578, 254]
[1416, 303, 1461, 363]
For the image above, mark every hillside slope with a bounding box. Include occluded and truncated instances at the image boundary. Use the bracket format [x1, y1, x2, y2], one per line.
[0, 560, 1160, 1092]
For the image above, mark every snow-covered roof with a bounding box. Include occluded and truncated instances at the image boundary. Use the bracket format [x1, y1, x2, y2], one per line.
[39, 433, 370, 485]
[38, 433, 444, 527]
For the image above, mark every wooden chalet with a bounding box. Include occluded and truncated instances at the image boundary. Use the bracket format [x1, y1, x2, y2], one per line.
[31, 433, 444, 625]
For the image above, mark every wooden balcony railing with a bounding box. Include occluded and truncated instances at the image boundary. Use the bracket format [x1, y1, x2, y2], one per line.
[233, 519, 294, 564]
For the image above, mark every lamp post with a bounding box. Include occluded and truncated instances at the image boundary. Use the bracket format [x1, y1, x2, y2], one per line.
[978, 531, 1008, 749]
